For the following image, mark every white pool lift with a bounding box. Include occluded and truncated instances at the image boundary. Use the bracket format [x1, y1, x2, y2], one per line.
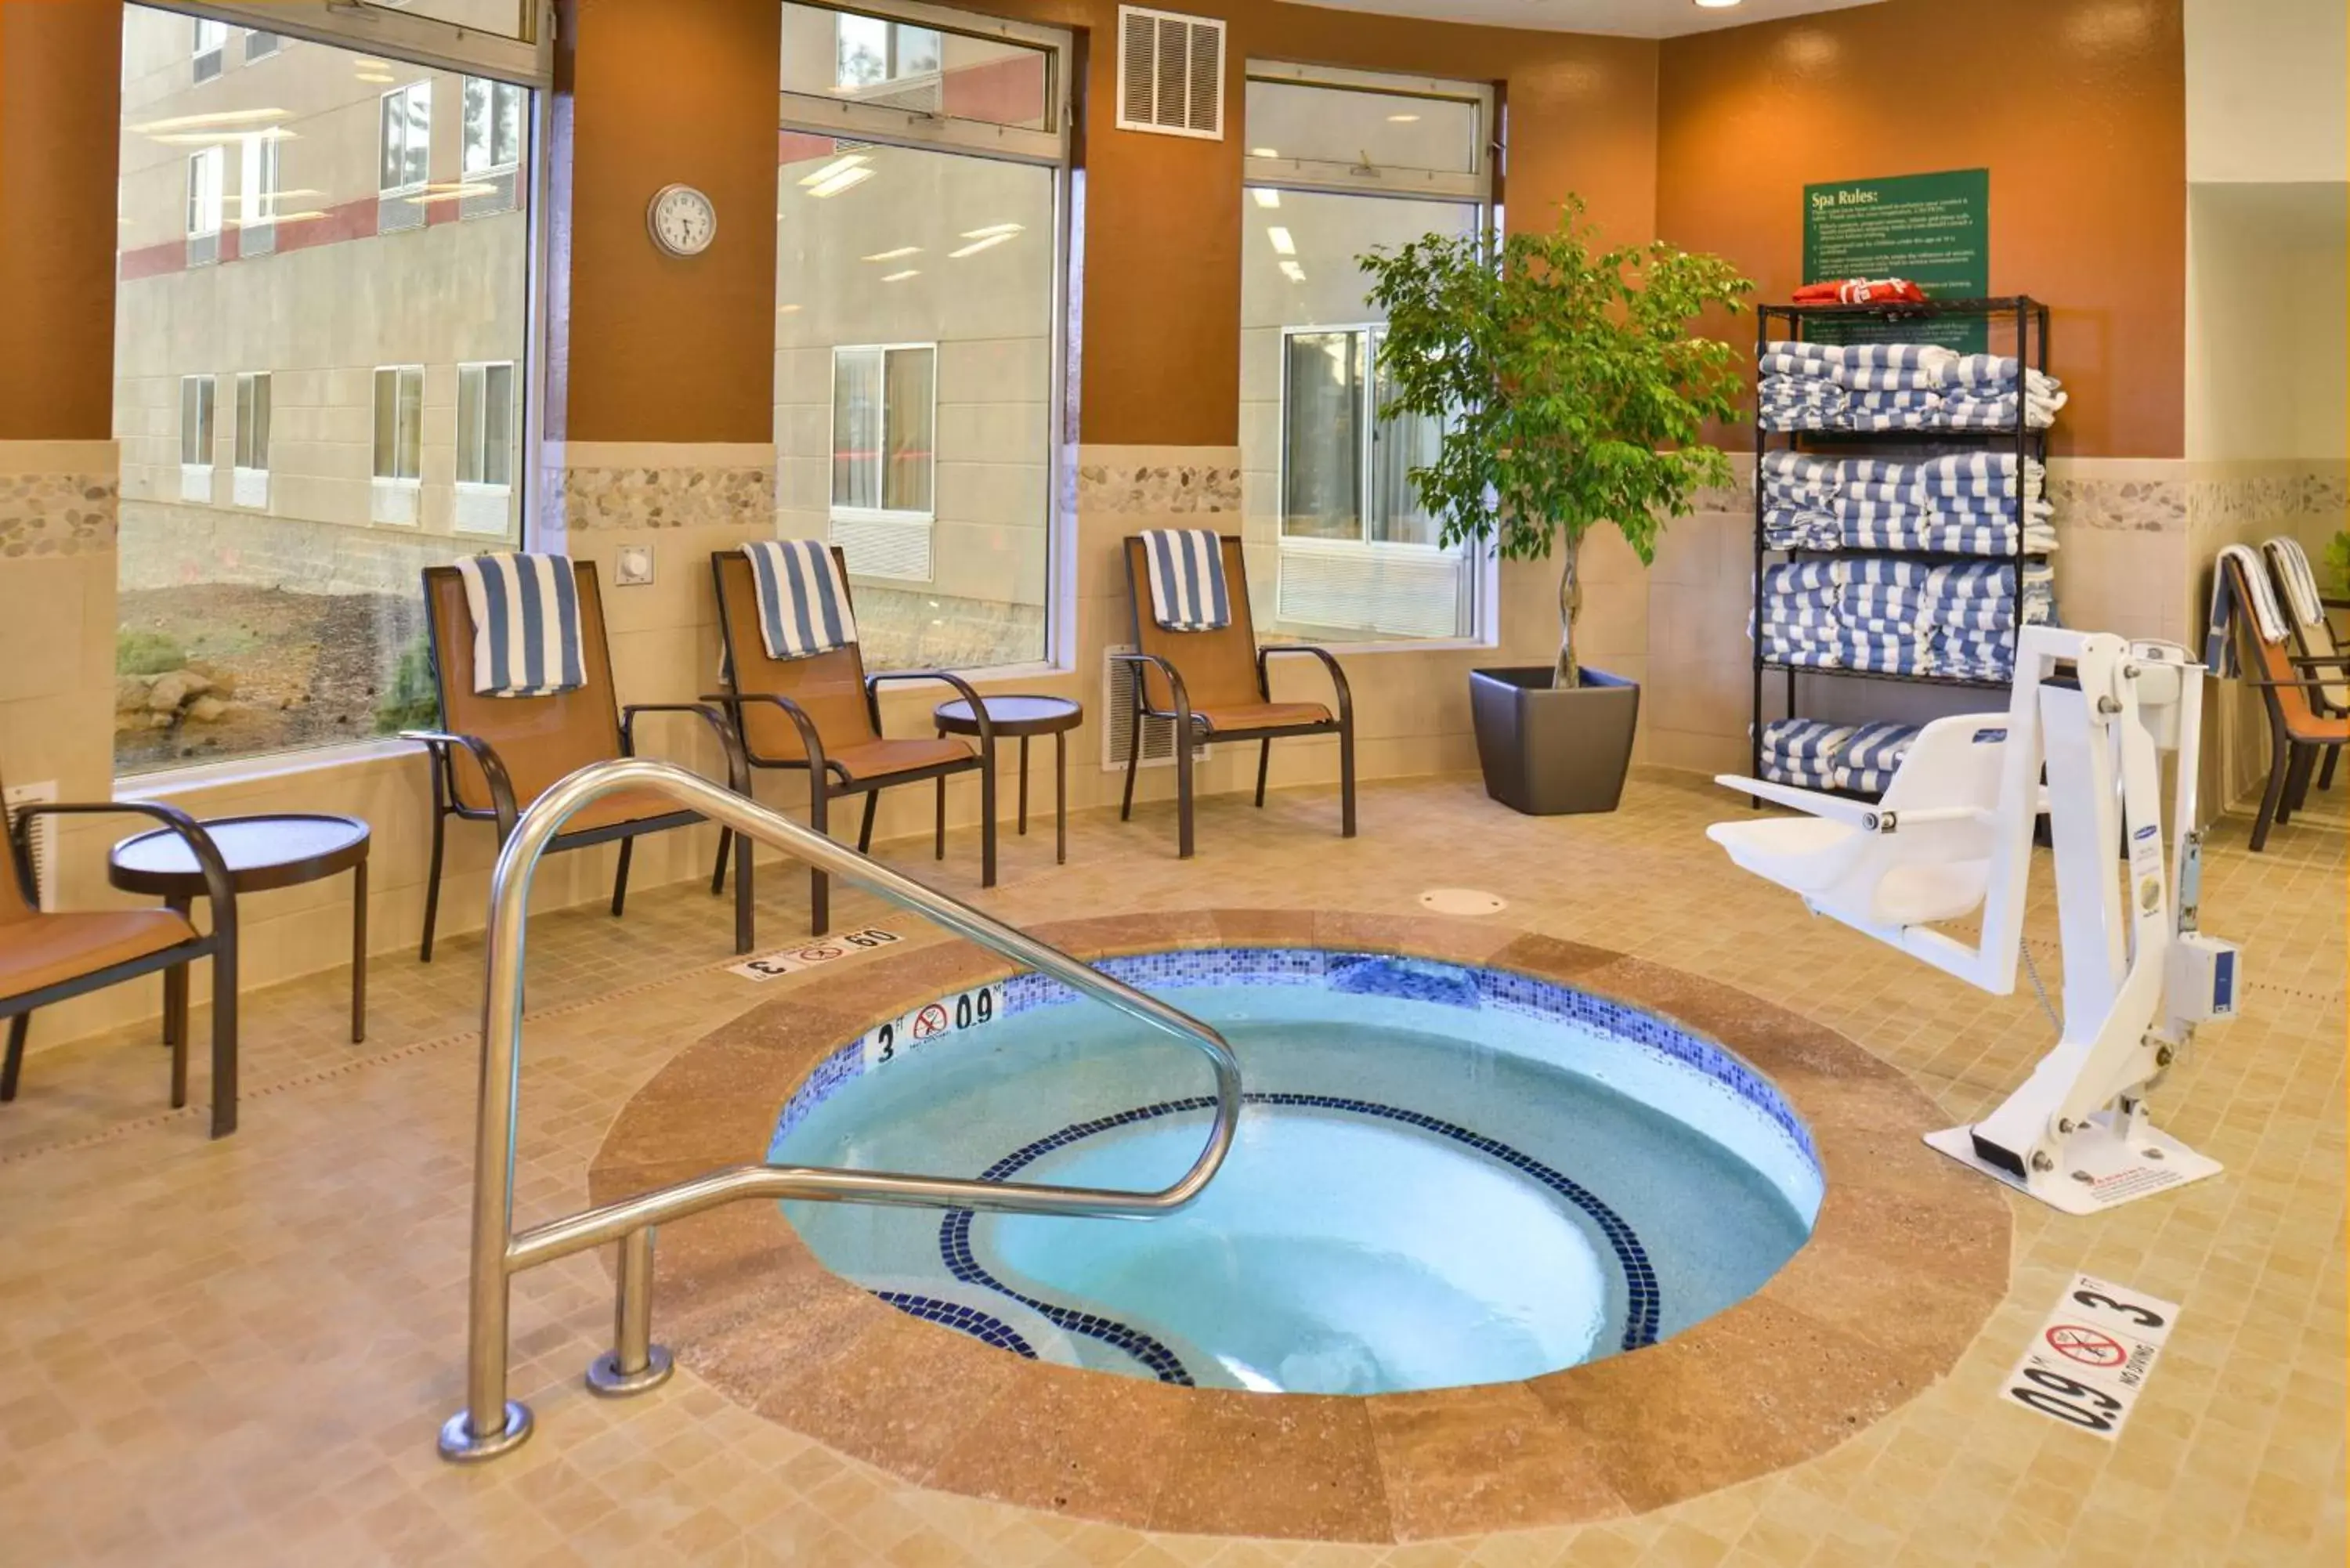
[1707, 626, 2242, 1215]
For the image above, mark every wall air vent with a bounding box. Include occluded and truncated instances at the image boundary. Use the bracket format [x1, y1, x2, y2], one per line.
[1101, 645, 1209, 771]
[1115, 6, 1224, 141]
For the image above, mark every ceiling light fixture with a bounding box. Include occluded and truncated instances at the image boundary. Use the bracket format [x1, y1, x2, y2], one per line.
[1694, 0, 1742, 8]
[1249, 146, 1278, 158]
[1278, 260, 1307, 283]
[1386, 113, 1421, 122]
[1267, 226, 1296, 255]
[1252, 188, 1281, 209]
[881, 269, 920, 282]
[948, 233, 1016, 258]
[798, 154, 869, 188]
[862, 245, 920, 261]
[130, 107, 291, 134]
[804, 166, 874, 198]
[961, 222, 1024, 239]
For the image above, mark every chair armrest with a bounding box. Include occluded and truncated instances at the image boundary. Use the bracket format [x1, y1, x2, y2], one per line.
[698, 691, 839, 785]
[1112, 651, 1193, 727]
[402, 728, 521, 838]
[620, 703, 750, 793]
[1258, 645, 1353, 727]
[10, 801, 238, 929]
[1713, 775, 1890, 832]
[864, 670, 996, 757]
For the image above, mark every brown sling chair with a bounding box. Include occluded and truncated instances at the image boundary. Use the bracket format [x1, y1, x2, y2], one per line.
[1, 774, 240, 1136]
[406, 559, 754, 961]
[2261, 536, 2348, 793]
[2210, 547, 2350, 852]
[706, 547, 996, 935]
[1119, 533, 1354, 859]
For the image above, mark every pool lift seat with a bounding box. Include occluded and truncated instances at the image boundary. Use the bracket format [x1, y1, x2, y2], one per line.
[1707, 627, 2243, 1216]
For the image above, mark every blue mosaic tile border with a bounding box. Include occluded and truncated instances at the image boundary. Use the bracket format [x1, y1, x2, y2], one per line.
[869, 1290, 1040, 1358]
[994, 948, 1820, 1176]
[936, 1092, 1659, 1383]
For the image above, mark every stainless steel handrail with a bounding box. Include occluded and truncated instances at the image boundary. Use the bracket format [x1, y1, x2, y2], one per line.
[439, 757, 1242, 1462]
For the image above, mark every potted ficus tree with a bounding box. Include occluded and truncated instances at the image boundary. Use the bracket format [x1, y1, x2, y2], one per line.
[1361, 199, 1753, 815]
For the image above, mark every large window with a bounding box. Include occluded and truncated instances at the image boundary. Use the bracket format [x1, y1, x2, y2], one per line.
[114, 4, 537, 773]
[775, 2, 1066, 673]
[190, 16, 225, 81]
[233, 371, 269, 507]
[1239, 67, 1494, 644]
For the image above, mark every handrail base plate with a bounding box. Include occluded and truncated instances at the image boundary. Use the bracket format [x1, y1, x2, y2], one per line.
[585, 1346, 675, 1399]
[438, 1400, 533, 1463]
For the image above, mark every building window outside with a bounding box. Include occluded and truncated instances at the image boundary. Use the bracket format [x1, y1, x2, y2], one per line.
[185, 146, 222, 237]
[191, 16, 226, 81]
[233, 372, 270, 507]
[778, 2, 1066, 673]
[1239, 67, 1493, 645]
[117, 3, 537, 774]
[461, 78, 525, 174]
[836, 14, 941, 89]
[179, 374, 215, 468]
[244, 28, 280, 62]
[373, 365, 425, 483]
[830, 345, 935, 517]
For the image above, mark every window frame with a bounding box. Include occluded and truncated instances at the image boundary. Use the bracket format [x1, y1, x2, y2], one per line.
[179, 374, 217, 470]
[191, 15, 226, 81]
[827, 341, 939, 524]
[239, 132, 279, 229]
[455, 359, 517, 490]
[834, 13, 943, 91]
[783, 0, 1065, 160]
[1244, 60, 1499, 648]
[378, 78, 432, 199]
[371, 363, 426, 487]
[461, 75, 526, 176]
[242, 26, 280, 62]
[233, 370, 269, 473]
[184, 145, 224, 239]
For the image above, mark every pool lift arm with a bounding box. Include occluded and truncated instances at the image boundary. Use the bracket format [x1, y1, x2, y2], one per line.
[1705, 627, 2242, 1215]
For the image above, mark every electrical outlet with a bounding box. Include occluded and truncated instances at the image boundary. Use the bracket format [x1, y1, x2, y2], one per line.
[615, 544, 656, 586]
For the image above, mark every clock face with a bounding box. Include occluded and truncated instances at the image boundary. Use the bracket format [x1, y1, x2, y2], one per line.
[648, 184, 716, 256]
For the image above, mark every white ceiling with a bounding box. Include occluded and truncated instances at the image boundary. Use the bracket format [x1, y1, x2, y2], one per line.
[1283, 0, 1884, 40]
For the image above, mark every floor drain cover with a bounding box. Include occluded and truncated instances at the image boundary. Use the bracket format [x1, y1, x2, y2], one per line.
[1417, 888, 1506, 916]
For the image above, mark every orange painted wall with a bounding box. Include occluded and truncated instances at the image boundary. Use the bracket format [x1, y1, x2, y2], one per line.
[558, 0, 785, 443]
[1657, 0, 2188, 457]
[0, 0, 123, 441]
[559, 0, 1659, 447]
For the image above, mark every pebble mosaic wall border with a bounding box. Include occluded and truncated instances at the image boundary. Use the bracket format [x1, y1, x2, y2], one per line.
[543, 463, 776, 533]
[1076, 463, 1243, 515]
[0, 472, 118, 557]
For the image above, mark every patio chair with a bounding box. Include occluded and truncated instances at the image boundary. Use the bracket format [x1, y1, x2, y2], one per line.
[2261, 535, 2348, 792]
[2208, 544, 2350, 851]
[1, 773, 241, 1136]
[707, 545, 996, 935]
[1118, 532, 1354, 859]
[407, 556, 754, 961]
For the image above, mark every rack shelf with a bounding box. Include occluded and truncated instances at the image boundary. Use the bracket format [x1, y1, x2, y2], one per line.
[1750, 295, 2053, 792]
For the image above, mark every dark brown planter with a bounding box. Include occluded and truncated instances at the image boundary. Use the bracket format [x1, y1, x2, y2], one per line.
[1468, 666, 1641, 815]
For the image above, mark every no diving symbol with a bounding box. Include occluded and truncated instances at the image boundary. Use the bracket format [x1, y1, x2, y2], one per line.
[2045, 1324, 2126, 1368]
[910, 1003, 951, 1040]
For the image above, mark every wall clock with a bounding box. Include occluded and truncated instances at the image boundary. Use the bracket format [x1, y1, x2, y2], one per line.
[646, 183, 717, 256]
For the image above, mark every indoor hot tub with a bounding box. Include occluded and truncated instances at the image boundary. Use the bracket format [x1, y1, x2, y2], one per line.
[765, 946, 1823, 1395]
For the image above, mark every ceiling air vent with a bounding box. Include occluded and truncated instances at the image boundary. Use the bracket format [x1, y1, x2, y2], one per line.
[1116, 6, 1224, 141]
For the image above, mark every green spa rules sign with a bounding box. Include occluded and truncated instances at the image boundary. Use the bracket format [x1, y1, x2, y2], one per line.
[1802, 168, 1989, 349]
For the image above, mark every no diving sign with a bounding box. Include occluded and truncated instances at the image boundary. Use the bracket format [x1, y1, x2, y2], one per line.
[2000, 1273, 2178, 1441]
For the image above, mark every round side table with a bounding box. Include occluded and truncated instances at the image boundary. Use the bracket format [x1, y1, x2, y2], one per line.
[933, 695, 1084, 864]
[110, 813, 373, 1047]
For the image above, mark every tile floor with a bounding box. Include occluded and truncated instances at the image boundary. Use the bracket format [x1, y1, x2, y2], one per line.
[0, 768, 2341, 1566]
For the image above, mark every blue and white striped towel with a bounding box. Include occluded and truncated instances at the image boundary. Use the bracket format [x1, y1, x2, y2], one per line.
[1765, 560, 1842, 595]
[455, 552, 587, 698]
[1839, 364, 1944, 392]
[1932, 630, 2018, 681]
[1945, 357, 2065, 398]
[1838, 630, 1932, 675]
[1835, 496, 1933, 523]
[1849, 407, 1944, 432]
[743, 540, 859, 660]
[1763, 507, 1841, 549]
[1759, 602, 1841, 634]
[1759, 350, 1842, 379]
[1139, 529, 1233, 631]
[1840, 478, 1926, 504]
[1761, 717, 1856, 762]
[1849, 387, 1944, 411]
[1842, 343, 1960, 375]
[1910, 521, 2061, 558]
[1840, 721, 1921, 778]
[1945, 391, 2063, 429]
[1762, 340, 1842, 369]
[1915, 452, 2031, 482]
[1760, 450, 1840, 501]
